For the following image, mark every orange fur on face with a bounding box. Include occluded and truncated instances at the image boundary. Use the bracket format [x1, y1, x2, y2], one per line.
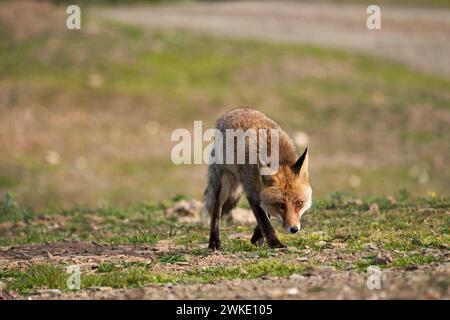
[260, 163, 312, 230]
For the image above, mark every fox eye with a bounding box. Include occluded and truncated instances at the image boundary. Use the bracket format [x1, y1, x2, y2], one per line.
[274, 203, 286, 211]
[295, 200, 304, 210]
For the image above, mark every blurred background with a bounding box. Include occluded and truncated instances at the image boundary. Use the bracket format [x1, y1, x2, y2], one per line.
[0, 0, 449, 209]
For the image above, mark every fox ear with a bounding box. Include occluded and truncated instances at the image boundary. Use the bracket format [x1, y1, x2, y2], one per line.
[292, 148, 309, 180]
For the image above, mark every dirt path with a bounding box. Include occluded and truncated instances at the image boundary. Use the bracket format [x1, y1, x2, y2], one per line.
[94, 1, 450, 78]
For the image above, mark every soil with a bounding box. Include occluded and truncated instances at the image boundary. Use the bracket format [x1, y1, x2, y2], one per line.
[24, 262, 450, 300]
[1, 241, 448, 299]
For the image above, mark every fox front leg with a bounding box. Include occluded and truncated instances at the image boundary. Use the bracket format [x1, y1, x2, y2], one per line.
[248, 199, 286, 249]
[208, 232, 220, 251]
[251, 225, 264, 246]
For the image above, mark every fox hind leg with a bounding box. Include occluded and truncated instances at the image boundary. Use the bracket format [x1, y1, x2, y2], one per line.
[204, 166, 240, 251]
[204, 166, 223, 250]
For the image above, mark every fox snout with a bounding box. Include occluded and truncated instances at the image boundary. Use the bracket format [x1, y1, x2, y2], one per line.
[282, 217, 301, 234]
[287, 225, 300, 234]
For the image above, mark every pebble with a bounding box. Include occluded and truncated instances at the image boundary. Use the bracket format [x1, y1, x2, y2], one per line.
[286, 287, 299, 295]
[91, 287, 113, 292]
[317, 266, 337, 272]
[36, 289, 61, 295]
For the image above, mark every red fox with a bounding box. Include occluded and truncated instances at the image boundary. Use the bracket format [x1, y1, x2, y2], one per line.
[204, 108, 312, 250]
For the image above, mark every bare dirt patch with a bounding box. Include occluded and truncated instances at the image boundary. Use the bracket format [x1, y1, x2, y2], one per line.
[0, 241, 156, 269]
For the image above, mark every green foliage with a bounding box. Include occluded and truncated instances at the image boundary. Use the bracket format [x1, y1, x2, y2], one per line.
[0, 194, 448, 295]
[1, 17, 449, 207]
[159, 253, 187, 263]
[0, 264, 66, 294]
[97, 263, 118, 273]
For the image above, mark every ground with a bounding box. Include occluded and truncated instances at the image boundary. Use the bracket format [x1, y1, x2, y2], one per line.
[0, 194, 448, 299]
[0, 1, 449, 300]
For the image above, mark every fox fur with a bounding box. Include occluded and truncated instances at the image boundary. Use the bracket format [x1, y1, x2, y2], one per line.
[204, 108, 312, 250]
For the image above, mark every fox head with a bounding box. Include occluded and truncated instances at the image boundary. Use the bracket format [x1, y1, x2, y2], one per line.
[259, 148, 312, 234]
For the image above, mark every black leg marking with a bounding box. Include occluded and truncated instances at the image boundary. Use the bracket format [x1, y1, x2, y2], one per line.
[248, 198, 286, 249]
[251, 225, 264, 246]
[208, 186, 222, 251]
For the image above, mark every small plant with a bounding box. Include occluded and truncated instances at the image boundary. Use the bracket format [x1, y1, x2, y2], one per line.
[128, 229, 159, 245]
[225, 239, 261, 253]
[0, 264, 66, 294]
[97, 263, 118, 273]
[389, 254, 443, 268]
[1, 192, 20, 222]
[191, 248, 208, 256]
[159, 253, 187, 264]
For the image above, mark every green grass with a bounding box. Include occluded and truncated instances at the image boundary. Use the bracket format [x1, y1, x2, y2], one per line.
[389, 254, 444, 268]
[0, 194, 448, 295]
[3, 247, 445, 294]
[355, 253, 445, 272]
[0, 14, 449, 208]
[97, 263, 119, 273]
[0, 194, 180, 246]
[0, 4, 449, 297]
[0, 264, 67, 294]
[0, 259, 307, 294]
[225, 239, 263, 253]
[159, 253, 187, 263]
[1, 193, 448, 249]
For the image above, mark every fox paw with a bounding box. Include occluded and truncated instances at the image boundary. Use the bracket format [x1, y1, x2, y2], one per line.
[251, 236, 265, 246]
[268, 239, 287, 249]
[208, 239, 221, 251]
[251, 227, 264, 246]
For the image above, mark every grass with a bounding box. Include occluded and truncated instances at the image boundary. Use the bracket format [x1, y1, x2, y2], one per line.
[0, 5, 449, 209]
[159, 253, 187, 263]
[389, 254, 444, 269]
[355, 253, 445, 272]
[2, 245, 446, 294]
[1, 192, 448, 249]
[0, 193, 448, 295]
[0, 264, 67, 294]
[1, 259, 307, 294]
[0, 193, 181, 246]
[0, 2, 448, 297]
